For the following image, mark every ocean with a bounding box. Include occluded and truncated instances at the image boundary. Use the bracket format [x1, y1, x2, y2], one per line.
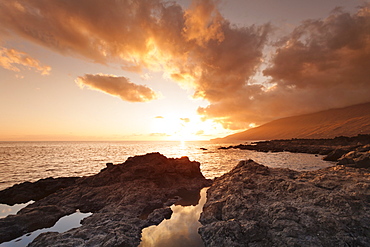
[0, 141, 336, 246]
[0, 141, 335, 191]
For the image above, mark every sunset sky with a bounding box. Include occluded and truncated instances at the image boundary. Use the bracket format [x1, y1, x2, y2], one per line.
[0, 0, 369, 141]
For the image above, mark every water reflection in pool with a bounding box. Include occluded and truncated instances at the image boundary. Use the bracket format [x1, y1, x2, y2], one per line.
[0, 210, 92, 247]
[0, 201, 34, 219]
[140, 187, 208, 247]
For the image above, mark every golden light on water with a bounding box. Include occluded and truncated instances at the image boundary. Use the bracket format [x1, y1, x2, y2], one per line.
[140, 188, 207, 247]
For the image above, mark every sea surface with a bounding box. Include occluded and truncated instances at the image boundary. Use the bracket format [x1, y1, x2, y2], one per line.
[0, 141, 336, 246]
[0, 141, 335, 191]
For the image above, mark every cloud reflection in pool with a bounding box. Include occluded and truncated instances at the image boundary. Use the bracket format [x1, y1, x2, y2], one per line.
[140, 187, 208, 247]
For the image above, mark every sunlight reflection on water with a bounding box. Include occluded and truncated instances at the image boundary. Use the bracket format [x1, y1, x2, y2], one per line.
[0, 141, 335, 190]
[140, 187, 207, 247]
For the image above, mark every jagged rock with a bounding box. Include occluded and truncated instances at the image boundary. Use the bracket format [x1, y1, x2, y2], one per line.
[357, 144, 370, 152]
[0, 153, 212, 246]
[323, 148, 349, 161]
[338, 150, 370, 168]
[199, 160, 370, 246]
[0, 177, 79, 205]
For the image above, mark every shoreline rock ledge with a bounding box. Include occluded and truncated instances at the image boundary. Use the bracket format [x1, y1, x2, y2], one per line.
[0, 153, 212, 246]
[199, 160, 370, 246]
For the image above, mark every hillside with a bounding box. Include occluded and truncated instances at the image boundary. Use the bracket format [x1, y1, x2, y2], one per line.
[218, 102, 370, 141]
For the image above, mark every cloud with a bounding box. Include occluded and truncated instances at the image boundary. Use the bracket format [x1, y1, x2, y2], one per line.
[199, 4, 370, 129]
[180, 118, 190, 123]
[0, 0, 269, 108]
[141, 73, 152, 80]
[183, 0, 225, 46]
[0, 46, 51, 75]
[195, 130, 205, 135]
[261, 5, 370, 115]
[155, 116, 164, 119]
[0, 0, 183, 68]
[76, 74, 160, 102]
[1, 0, 368, 129]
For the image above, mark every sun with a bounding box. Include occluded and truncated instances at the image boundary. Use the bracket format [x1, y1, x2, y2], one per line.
[150, 114, 223, 141]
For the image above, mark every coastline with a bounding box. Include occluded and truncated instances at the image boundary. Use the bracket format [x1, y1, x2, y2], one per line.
[220, 134, 370, 166]
[0, 135, 369, 246]
[0, 153, 211, 246]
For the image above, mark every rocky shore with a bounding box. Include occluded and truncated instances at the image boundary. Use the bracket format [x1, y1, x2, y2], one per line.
[220, 134, 370, 168]
[199, 160, 370, 246]
[1, 143, 369, 246]
[0, 153, 211, 246]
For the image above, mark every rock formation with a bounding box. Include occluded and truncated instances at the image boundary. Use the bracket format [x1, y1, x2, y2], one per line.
[220, 135, 370, 168]
[220, 134, 370, 155]
[199, 160, 370, 246]
[0, 177, 78, 205]
[0, 153, 211, 246]
[338, 144, 370, 168]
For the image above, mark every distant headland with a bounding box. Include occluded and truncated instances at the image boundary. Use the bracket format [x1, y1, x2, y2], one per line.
[214, 102, 370, 142]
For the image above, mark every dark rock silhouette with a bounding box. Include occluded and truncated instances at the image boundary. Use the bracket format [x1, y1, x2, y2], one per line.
[338, 144, 370, 168]
[0, 153, 211, 246]
[199, 160, 370, 246]
[323, 148, 349, 161]
[220, 135, 370, 169]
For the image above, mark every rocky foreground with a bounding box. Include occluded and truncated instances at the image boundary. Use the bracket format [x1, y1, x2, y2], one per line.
[0, 153, 211, 246]
[199, 160, 370, 246]
[1, 147, 370, 246]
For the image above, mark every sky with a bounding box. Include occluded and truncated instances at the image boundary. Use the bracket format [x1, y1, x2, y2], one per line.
[0, 0, 369, 141]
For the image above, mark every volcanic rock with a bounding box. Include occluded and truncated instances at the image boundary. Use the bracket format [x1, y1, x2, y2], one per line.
[0, 153, 211, 246]
[323, 148, 349, 161]
[0, 177, 79, 205]
[338, 144, 370, 168]
[199, 160, 370, 246]
[220, 135, 370, 163]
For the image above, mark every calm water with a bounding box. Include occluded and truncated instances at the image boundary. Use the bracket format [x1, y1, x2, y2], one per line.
[140, 187, 208, 247]
[0, 141, 335, 191]
[0, 210, 92, 247]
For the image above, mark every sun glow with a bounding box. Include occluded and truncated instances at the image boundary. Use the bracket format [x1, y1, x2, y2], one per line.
[150, 114, 226, 141]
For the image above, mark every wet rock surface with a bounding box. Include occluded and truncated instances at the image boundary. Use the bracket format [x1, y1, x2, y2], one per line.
[0, 153, 211, 246]
[199, 160, 370, 246]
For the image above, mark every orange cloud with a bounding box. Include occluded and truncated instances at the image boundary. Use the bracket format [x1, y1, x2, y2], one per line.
[76, 74, 160, 102]
[0, 46, 51, 75]
[183, 0, 224, 46]
[1, 0, 368, 130]
[0, 0, 269, 126]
